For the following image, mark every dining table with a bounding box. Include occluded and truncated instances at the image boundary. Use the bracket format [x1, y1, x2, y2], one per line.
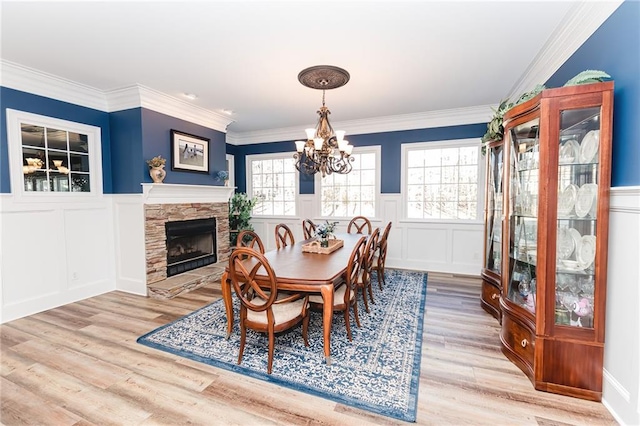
[220, 232, 364, 365]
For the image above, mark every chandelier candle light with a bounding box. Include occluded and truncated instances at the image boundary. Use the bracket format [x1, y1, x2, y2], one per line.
[294, 65, 354, 177]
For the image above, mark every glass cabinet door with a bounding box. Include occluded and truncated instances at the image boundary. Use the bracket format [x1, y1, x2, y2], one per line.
[484, 143, 504, 275]
[554, 106, 601, 328]
[506, 118, 540, 314]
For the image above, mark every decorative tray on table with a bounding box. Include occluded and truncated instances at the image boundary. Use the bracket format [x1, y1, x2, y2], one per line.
[301, 238, 344, 254]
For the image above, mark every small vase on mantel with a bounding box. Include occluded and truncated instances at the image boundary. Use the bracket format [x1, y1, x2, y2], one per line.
[150, 165, 166, 183]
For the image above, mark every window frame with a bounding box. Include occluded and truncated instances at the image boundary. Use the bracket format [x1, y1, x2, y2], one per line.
[401, 138, 485, 223]
[246, 151, 299, 218]
[315, 145, 381, 220]
[6, 109, 103, 201]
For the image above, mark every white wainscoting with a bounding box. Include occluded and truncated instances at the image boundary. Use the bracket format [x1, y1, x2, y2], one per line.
[0, 194, 116, 323]
[112, 194, 147, 295]
[602, 186, 640, 426]
[250, 194, 484, 276]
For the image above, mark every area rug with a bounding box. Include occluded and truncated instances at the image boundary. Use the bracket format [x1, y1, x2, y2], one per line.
[137, 269, 427, 422]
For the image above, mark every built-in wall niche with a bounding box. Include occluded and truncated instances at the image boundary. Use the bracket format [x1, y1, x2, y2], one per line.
[6, 109, 102, 197]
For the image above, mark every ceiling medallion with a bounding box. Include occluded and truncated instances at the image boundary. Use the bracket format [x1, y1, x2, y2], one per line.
[298, 65, 350, 90]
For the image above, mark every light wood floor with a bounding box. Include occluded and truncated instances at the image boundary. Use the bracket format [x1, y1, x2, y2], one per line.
[1, 272, 617, 425]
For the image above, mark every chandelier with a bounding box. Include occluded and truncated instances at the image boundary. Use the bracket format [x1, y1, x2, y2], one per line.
[294, 65, 354, 177]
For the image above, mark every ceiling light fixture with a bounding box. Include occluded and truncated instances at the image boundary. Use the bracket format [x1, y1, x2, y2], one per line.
[183, 93, 198, 100]
[294, 65, 354, 177]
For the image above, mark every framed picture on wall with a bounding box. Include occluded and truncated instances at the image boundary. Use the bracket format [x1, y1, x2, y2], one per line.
[171, 129, 210, 173]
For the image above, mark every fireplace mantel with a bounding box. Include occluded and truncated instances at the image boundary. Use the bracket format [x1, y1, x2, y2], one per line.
[141, 183, 234, 204]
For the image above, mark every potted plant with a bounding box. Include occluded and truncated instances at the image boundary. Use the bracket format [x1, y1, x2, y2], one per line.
[229, 192, 258, 246]
[315, 220, 338, 247]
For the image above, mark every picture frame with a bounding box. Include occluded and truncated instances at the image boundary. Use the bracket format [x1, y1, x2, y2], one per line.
[170, 129, 210, 173]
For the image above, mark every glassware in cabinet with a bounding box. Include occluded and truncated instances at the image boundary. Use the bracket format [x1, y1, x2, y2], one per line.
[506, 118, 540, 314]
[554, 106, 601, 329]
[484, 143, 504, 274]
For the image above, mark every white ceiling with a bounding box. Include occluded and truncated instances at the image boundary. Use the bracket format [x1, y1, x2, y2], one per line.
[0, 1, 617, 143]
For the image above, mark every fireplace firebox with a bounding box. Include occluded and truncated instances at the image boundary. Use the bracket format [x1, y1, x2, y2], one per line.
[165, 218, 217, 277]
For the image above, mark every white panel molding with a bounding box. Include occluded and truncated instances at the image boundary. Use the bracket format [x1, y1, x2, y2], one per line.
[604, 369, 631, 403]
[226, 105, 494, 145]
[602, 187, 640, 426]
[508, 1, 623, 98]
[610, 186, 640, 214]
[111, 195, 147, 295]
[0, 195, 115, 323]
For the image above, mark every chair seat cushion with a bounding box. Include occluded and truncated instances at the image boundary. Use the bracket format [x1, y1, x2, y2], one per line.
[308, 284, 353, 306]
[246, 297, 306, 325]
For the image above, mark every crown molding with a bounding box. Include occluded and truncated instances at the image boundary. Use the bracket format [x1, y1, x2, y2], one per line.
[0, 60, 109, 111]
[508, 1, 623, 99]
[226, 104, 494, 145]
[105, 85, 233, 132]
[0, 60, 233, 132]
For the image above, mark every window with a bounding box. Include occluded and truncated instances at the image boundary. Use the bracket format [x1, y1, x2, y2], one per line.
[247, 153, 297, 216]
[319, 147, 379, 218]
[7, 109, 102, 197]
[404, 139, 482, 220]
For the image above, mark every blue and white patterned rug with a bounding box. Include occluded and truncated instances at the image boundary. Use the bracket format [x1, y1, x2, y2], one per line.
[137, 269, 427, 422]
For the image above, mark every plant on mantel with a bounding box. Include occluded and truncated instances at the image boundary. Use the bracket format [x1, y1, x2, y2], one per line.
[229, 192, 258, 246]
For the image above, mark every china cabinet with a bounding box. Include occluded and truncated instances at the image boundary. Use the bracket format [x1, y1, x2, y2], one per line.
[499, 82, 613, 401]
[481, 139, 504, 322]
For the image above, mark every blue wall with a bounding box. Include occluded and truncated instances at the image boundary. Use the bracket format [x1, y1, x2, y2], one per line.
[228, 123, 486, 194]
[110, 108, 228, 192]
[110, 108, 143, 193]
[545, 0, 639, 187]
[0, 87, 113, 193]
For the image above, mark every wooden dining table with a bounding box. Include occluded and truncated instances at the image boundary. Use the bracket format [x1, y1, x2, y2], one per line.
[220, 232, 364, 365]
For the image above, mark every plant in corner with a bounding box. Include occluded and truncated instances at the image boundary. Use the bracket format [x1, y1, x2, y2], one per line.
[229, 192, 258, 246]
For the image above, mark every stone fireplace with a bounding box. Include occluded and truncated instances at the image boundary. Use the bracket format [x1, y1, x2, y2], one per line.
[165, 217, 217, 277]
[142, 183, 234, 298]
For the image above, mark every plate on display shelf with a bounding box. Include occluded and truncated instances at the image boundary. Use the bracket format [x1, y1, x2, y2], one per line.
[560, 259, 582, 271]
[579, 130, 600, 163]
[576, 235, 597, 270]
[558, 184, 578, 217]
[575, 183, 598, 218]
[556, 228, 576, 261]
[559, 139, 580, 164]
[568, 228, 582, 254]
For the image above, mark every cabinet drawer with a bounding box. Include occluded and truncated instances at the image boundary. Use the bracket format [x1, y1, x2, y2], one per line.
[502, 314, 535, 367]
[481, 281, 501, 311]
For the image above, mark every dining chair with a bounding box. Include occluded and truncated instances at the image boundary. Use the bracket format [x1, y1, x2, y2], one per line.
[275, 223, 295, 249]
[347, 216, 372, 235]
[228, 247, 310, 374]
[357, 227, 380, 313]
[374, 221, 392, 290]
[236, 230, 265, 253]
[302, 219, 317, 240]
[308, 236, 366, 341]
